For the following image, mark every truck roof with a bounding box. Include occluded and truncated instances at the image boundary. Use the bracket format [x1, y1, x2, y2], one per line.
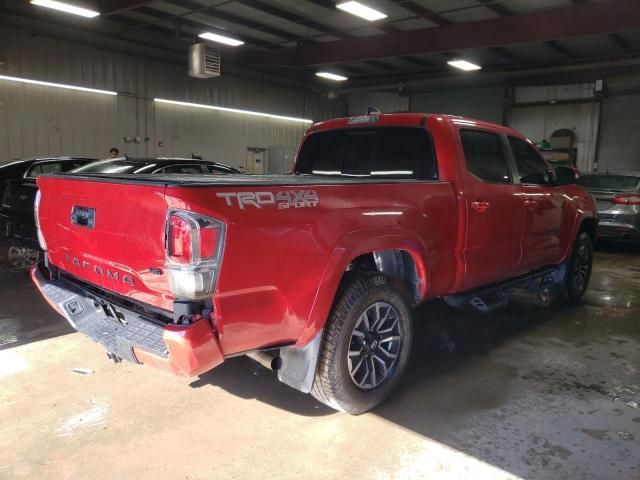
[310, 112, 528, 141]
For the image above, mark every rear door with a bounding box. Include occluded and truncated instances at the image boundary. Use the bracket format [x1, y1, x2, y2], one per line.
[458, 128, 524, 289]
[508, 137, 565, 271]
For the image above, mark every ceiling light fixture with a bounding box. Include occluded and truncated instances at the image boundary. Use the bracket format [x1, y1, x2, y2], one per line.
[0, 74, 116, 95]
[336, 1, 387, 21]
[154, 98, 312, 124]
[316, 72, 348, 81]
[447, 59, 482, 71]
[198, 32, 244, 47]
[30, 0, 100, 18]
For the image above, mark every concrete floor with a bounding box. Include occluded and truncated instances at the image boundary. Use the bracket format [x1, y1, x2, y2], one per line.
[0, 246, 639, 480]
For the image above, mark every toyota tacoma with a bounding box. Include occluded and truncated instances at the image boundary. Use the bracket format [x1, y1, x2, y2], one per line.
[32, 113, 597, 414]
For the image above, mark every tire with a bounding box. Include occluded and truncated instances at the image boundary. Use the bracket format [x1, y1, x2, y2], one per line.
[5, 246, 40, 270]
[559, 232, 594, 301]
[311, 274, 413, 414]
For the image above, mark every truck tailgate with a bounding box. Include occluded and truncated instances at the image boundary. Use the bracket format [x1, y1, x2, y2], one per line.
[37, 176, 173, 311]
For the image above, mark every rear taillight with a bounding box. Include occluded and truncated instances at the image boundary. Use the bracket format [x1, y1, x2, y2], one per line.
[613, 194, 640, 205]
[165, 210, 225, 300]
[34, 189, 47, 251]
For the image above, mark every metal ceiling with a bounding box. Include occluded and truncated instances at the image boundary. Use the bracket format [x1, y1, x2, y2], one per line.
[2, 0, 640, 91]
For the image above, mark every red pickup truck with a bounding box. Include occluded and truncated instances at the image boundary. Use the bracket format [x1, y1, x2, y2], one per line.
[32, 113, 597, 414]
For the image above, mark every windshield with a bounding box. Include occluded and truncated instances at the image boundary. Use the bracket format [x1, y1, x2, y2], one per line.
[72, 160, 143, 174]
[295, 127, 437, 179]
[576, 175, 640, 191]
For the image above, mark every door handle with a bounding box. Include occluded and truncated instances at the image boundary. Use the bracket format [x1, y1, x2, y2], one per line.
[470, 201, 490, 213]
[524, 199, 538, 209]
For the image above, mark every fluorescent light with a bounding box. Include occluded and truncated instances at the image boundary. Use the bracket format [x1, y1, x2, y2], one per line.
[337, 1, 387, 21]
[0, 74, 117, 95]
[198, 32, 244, 47]
[312, 170, 342, 175]
[447, 60, 482, 71]
[371, 170, 413, 175]
[31, 0, 99, 18]
[154, 98, 312, 124]
[316, 72, 348, 82]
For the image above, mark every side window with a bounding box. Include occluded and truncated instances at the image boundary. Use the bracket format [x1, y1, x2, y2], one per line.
[460, 129, 511, 184]
[162, 165, 206, 174]
[206, 165, 232, 175]
[25, 162, 63, 178]
[508, 137, 550, 185]
[61, 162, 88, 172]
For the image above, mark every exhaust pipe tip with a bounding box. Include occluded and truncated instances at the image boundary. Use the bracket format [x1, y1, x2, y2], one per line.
[247, 351, 282, 371]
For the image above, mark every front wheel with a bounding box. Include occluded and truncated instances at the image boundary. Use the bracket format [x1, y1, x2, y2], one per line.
[311, 275, 413, 414]
[560, 232, 593, 301]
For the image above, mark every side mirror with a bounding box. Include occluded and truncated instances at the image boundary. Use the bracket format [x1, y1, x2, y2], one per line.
[555, 166, 577, 186]
[520, 171, 551, 185]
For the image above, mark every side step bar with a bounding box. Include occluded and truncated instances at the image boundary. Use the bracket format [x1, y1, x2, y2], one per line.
[444, 265, 566, 313]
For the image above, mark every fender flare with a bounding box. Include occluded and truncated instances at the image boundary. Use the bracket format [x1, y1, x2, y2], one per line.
[277, 227, 429, 393]
[296, 226, 429, 348]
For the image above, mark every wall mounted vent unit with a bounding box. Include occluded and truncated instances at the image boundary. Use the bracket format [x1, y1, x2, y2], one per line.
[189, 43, 221, 79]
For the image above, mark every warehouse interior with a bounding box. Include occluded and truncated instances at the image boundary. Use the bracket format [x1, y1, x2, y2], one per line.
[0, 1, 639, 479]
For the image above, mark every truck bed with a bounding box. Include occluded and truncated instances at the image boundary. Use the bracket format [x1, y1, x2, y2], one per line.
[36, 173, 458, 356]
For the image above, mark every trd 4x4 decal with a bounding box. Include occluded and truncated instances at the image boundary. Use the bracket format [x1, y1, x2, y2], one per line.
[217, 190, 319, 210]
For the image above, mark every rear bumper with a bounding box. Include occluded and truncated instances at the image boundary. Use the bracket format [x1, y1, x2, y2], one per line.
[31, 262, 224, 377]
[598, 222, 640, 243]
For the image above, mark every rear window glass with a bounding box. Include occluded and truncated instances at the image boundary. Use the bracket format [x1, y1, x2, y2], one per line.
[26, 161, 88, 178]
[161, 165, 204, 174]
[73, 160, 141, 174]
[296, 127, 436, 179]
[577, 175, 640, 191]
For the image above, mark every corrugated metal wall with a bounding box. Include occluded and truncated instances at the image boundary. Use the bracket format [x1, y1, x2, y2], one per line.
[411, 86, 505, 124]
[0, 26, 345, 168]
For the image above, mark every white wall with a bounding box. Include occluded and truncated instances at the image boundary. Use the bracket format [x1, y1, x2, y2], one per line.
[411, 86, 505, 124]
[347, 91, 409, 115]
[510, 102, 600, 172]
[597, 94, 640, 175]
[0, 26, 345, 169]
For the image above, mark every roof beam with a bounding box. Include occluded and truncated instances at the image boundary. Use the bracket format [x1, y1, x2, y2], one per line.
[236, 0, 352, 39]
[109, 6, 271, 47]
[240, 0, 640, 66]
[609, 32, 633, 54]
[475, 0, 513, 17]
[390, 1, 451, 26]
[165, 0, 301, 42]
[544, 40, 575, 58]
[98, 1, 154, 16]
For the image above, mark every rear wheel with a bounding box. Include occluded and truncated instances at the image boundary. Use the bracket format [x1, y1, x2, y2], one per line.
[7, 246, 40, 270]
[560, 232, 593, 301]
[311, 275, 413, 414]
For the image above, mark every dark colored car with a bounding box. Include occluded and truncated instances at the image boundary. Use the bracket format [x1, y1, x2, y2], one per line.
[1, 157, 96, 268]
[72, 157, 240, 175]
[576, 173, 640, 244]
[1, 157, 239, 269]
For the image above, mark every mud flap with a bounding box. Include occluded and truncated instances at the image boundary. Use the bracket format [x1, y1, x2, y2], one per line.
[277, 329, 323, 393]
